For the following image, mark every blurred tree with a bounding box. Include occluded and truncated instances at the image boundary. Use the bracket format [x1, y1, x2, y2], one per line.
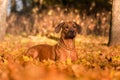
[7, 0, 23, 15]
[108, 0, 120, 46]
[0, 0, 8, 40]
[7, 0, 11, 16]
[15, 0, 23, 11]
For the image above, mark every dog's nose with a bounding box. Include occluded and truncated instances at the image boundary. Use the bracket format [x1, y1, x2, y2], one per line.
[70, 30, 75, 33]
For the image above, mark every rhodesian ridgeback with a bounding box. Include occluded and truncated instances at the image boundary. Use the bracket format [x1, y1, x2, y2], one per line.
[25, 21, 81, 62]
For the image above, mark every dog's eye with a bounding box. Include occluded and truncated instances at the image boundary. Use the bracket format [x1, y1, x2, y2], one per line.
[73, 26, 76, 28]
[65, 26, 69, 29]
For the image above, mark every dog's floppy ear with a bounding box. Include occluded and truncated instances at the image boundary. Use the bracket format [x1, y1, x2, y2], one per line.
[55, 21, 65, 33]
[73, 22, 81, 34]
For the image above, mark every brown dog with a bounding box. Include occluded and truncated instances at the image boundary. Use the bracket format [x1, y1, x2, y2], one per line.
[25, 21, 81, 62]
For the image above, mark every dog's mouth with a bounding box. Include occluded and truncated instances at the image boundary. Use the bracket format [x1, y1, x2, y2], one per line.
[65, 31, 76, 39]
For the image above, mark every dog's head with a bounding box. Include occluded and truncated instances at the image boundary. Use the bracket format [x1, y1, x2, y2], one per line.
[55, 21, 81, 39]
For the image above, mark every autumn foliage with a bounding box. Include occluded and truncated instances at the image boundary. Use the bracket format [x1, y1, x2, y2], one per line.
[0, 35, 120, 80]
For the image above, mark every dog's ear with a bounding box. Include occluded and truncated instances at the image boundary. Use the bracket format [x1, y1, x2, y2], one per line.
[73, 22, 81, 34]
[55, 22, 65, 33]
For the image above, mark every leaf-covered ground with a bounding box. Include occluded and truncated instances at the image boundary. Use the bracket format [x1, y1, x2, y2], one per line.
[0, 35, 120, 80]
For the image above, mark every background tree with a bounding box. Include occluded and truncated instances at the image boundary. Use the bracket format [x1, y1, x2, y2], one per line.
[0, 0, 8, 40]
[108, 0, 120, 46]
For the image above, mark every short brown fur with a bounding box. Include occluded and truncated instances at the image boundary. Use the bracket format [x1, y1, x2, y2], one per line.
[25, 21, 81, 62]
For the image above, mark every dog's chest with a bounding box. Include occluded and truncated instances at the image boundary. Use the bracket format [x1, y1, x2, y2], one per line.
[55, 44, 77, 61]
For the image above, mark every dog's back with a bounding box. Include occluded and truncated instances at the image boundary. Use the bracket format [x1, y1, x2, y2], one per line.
[26, 44, 55, 61]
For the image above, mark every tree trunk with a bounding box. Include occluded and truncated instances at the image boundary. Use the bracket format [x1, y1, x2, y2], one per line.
[0, 0, 8, 41]
[108, 0, 120, 46]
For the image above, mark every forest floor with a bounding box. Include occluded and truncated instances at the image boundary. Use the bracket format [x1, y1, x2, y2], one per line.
[0, 34, 120, 80]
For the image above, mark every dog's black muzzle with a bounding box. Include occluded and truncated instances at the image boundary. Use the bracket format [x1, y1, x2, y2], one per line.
[65, 30, 76, 39]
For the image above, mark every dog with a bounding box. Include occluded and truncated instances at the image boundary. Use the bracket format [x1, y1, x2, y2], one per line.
[25, 21, 81, 62]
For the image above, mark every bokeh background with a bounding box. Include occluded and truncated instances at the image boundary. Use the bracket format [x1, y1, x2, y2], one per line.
[6, 0, 112, 37]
